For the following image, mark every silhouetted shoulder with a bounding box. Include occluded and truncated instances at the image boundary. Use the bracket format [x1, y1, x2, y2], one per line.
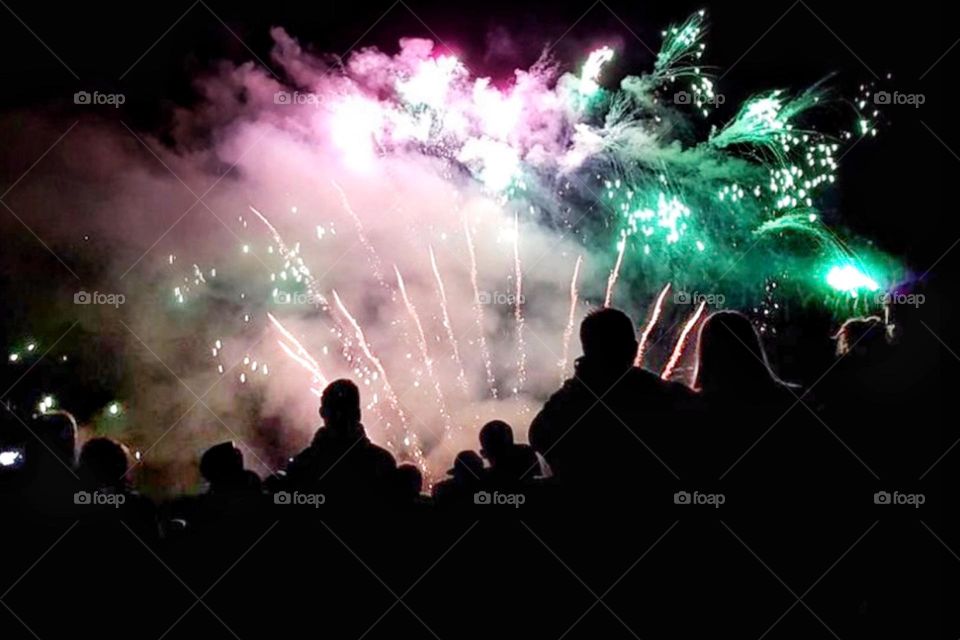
[529, 382, 581, 455]
[625, 367, 695, 397]
[368, 443, 397, 473]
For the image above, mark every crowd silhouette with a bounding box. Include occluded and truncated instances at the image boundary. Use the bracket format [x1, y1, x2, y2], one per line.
[0, 307, 944, 638]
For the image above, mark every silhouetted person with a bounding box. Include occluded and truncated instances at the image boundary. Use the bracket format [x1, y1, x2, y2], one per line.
[691, 311, 868, 633]
[390, 463, 431, 508]
[694, 310, 798, 399]
[432, 450, 484, 508]
[479, 420, 539, 489]
[200, 441, 262, 495]
[283, 379, 396, 504]
[34, 411, 78, 468]
[78, 437, 128, 487]
[0, 411, 77, 511]
[883, 283, 944, 481]
[820, 315, 916, 480]
[691, 310, 862, 528]
[529, 308, 696, 501]
[826, 300, 939, 637]
[76, 437, 157, 539]
[169, 441, 264, 536]
[1, 410, 79, 520]
[834, 315, 892, 360]
[693, 311, 803, 477]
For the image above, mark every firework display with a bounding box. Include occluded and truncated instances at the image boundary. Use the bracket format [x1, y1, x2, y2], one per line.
[3, 11, 906, 482]
[189, 10, 901, 476]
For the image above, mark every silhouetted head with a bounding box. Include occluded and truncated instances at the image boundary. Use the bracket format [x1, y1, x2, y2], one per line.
[479, 420, 514, 464]
[446, 450, 484, 482]
[394, 464, 423, 501]
[28, 411, 78, 469]
[579, 308, 638, 370]
[199, 441, 245, 487]
[78, 437, 130, 488]
[694, 311, 781, 393]
[834, 316, 891, 358]
[320, 379, 362, 431]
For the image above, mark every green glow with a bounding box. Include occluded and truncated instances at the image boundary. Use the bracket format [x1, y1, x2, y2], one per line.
[598, 14, 900, 314]
[625, 192, 692, 244]
[38, 394, 57, 414]
[825, 264, 880, 296]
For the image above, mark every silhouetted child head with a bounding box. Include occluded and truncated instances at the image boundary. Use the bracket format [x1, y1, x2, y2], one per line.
[446, 450, 484, 482]
[394, 464, 423, 501]
[479, 420, 513, 464]
[320, 379, 362, 430]
[200, 441, 245, 488]
[695, 311, 779, 392]
[78, 437, 131, 488]
[834, 316, 891, 358]
[579, 308, 638, 369]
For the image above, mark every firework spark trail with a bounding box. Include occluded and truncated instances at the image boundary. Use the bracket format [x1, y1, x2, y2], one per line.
[429, 246, 469, 395]
[331, 180, 388, 288]
[255, 205, 388, 403]
[463, 218, 497, 399]
[559, 255, 583, 383]
[255, 203, 386, 378]
[661, 300, 707, 381]
[253, 205, 403, 436]
[276, 340, 325, 386]
[248, 204, 284, 245]
[604, 238, 627, 308]
[249, 205, 329, 309]
[394, 265, 455, 437]
[332, 289, 422, 464]
[636, 283, 672, 366]
[513, 212, 526, 395]
[267, 312, 329, 386]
